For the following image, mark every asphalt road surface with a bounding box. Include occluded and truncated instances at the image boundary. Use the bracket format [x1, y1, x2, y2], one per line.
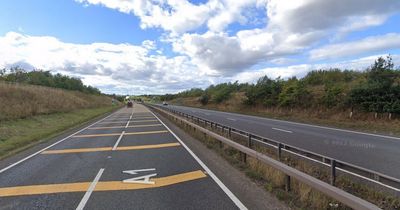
[0, 104, 246, 210]
[162, 105, 400, 179]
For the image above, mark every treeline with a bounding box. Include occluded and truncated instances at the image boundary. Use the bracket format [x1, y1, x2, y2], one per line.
[0, 67, 101, 95]
[160, 56, 400, 115]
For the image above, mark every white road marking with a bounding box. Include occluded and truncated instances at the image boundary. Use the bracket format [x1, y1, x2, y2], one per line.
[0, 111, 118, 174]
[123, 168, 157, 185]
[204, 113, 210, 115]
[227, 118, 237, 121]
[76, 168, 105, 210]
[125, 120, 130, 128]
[272, 127, 293, 133]
[149, 110, 247, 210]
[112, 131, 125, 151]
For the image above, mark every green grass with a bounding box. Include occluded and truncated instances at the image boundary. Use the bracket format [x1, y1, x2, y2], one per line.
[0, 106, 119, 159]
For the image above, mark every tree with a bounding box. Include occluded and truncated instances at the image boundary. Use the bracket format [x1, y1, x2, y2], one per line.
[199, 94, 209, 105]
[349, 55, 400, 114]
[367, 55, 395, 88]
[278, 78, 311, 108]
[322, 84, 344, 108]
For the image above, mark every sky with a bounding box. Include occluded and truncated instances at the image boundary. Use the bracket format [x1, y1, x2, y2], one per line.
[0, 0, 400, 95]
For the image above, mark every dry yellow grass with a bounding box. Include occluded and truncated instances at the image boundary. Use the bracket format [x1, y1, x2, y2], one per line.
[0, 82, 114, 121]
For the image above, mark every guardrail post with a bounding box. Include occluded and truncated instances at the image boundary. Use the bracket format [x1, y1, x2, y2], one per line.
[331, 160, 336, 186]
[285, 175, 291, 191]
[242, 152, 247, 163]
[277, 143, 283, 161]
[373, 174, 380, 182]
[248, 134, 252, 149]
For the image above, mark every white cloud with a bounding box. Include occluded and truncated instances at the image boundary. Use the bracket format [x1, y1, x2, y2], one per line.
[0, 32, 210, 94]
[310, 33, 400, 60]
[76, 0, 267, 34]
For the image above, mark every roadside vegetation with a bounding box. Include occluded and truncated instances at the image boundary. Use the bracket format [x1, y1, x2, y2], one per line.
[0, 70, 121, 158]
[0, 82, 115, 121]
[0, 106, 116, 159]
[157, 56, 400, 135]
[0, 67, 101, 94]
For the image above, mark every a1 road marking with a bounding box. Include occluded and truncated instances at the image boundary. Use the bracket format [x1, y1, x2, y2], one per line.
[123, 168, 157, 185]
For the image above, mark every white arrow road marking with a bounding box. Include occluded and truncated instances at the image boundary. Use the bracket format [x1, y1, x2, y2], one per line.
[123, 168, 157, 185]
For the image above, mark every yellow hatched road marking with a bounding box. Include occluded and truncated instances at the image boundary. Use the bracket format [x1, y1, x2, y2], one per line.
[88, 124, 162, 130]
[97, 120, 158, 124]
[72, 133, 121, 138]
[72, 130, 168, 138]
[124, 130, 168, 136]
[130, 120, 158, 122]
[42, 147, 111, 154]
[117, 142, 179, 151]
[0, 170, 206, 197]
[41, 142, 180, 154]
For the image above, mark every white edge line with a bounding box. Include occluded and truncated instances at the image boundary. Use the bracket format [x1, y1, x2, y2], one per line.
[76, 168, 105, 210]
[112, 131, 125, 151]
[226, 118, 237, 121]
[0, 111, 118, 174]
[149, 109, 247, 210]
[272, 127, 293, 133]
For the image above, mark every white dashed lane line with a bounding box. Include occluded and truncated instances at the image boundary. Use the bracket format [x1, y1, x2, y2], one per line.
[272, 127, 293, 133]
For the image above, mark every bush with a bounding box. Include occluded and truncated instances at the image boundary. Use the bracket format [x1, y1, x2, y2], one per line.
[199, 94, 209, 105]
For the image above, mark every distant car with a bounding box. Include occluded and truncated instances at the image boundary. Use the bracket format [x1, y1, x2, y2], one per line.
[162, 101, 168, 106]
[127, 101, 133, 108]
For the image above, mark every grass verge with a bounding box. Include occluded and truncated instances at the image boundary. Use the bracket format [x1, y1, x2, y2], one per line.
[0, 106, 119, 159]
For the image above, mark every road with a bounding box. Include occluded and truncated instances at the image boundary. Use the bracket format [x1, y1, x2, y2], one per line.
[162, 105, 400, 179]
[0, 104, 245, 209]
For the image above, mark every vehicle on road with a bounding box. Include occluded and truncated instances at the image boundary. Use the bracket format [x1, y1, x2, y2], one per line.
[163, 101, 168, 106]
[127, 101, 133, 108]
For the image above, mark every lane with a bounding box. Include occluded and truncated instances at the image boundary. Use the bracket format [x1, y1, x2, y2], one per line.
[0, 104, 244, 209]
[164, 105, 400, 178]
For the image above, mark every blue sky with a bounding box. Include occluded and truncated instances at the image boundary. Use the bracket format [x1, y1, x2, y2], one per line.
[0, 0, 161, 44]
[0, 0, 400, 94]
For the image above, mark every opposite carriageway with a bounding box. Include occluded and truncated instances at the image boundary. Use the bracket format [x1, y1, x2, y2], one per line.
[154, 104, 400, 194]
